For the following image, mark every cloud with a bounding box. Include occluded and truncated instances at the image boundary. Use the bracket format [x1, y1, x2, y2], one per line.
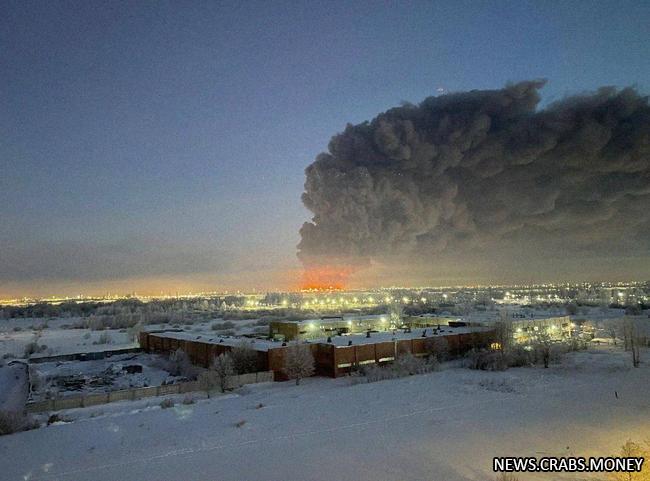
[298, 81, 650, 277]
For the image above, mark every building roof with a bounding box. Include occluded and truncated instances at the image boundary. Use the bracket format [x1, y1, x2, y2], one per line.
[319, 326, 492, 347]
[144, 329, 282, 352]
[145, 325, 492, 351]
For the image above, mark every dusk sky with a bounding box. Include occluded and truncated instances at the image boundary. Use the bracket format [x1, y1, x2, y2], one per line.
[2, 0, 650, 297]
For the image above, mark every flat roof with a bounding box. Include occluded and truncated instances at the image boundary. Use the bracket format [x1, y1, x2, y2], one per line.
[145, 325, 492, 351]
[319, 326, 492, 347]
[145, 330, 282, 352]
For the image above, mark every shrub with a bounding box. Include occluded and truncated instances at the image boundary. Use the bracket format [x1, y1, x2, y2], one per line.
[567, 338, 588, 352]
[505, 346, 531, 367]
[495, 474, 519, 481]
[0, 411, 38, 436]
[198, 371, 220, 398]
[466, 349, 508, 371]
[127, 323, 143, 342]
[168, 349, 198, 379]
[360, 353, 438, 383]
[394, 352, 436, 376]
[159, 399, 174, 409]
[181, 394, 195, 405]
[211, 321, 235, 331]
[360, 363, 395, 383]
[47, 413, 62, 425]
[23, 341, 40, 358]
[96, 332, 112, 345]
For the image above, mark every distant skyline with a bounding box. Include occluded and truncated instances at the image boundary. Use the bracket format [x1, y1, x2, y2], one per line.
[2, 1, 650, 297]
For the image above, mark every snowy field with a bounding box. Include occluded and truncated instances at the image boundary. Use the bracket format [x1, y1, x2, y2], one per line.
[1, 346, 648, 481]
[0, 318, 137, 359]
[0, 317, 266, 360]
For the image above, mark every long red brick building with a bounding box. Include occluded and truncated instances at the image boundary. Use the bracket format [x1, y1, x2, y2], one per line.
[140, 325, 496, 380]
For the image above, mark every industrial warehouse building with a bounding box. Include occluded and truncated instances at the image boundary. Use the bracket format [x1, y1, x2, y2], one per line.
[269, 314, 468, 341]
[139, 324, 496, 380]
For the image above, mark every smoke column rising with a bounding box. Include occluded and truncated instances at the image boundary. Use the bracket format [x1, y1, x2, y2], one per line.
[298, 81, 650, 285]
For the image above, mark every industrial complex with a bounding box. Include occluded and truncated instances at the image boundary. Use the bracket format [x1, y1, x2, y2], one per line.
[140, 323, 495, 379]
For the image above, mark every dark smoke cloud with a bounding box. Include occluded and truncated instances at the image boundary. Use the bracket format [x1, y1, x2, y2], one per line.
[298, 81, 650, 275]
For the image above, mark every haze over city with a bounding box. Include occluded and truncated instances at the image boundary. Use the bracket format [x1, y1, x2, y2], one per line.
[2, 3, 650, 481]
[2, 0, 650, 297]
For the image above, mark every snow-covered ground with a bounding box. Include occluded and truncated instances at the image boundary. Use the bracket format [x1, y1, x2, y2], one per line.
[29, 353, 177, 401]
[0, 363, 27, 412]
[0, 316, 268, 359]
[0, 318, 137, 359]
[0, 346, 648, 481]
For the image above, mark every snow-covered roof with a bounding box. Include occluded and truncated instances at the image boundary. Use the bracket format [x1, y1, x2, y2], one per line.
[146, 325, 492, 350]
[146, 330, 282, 352]
[318, 326, 492, 347]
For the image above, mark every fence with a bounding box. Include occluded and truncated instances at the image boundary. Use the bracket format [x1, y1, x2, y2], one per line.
[25, 371, 274, 413]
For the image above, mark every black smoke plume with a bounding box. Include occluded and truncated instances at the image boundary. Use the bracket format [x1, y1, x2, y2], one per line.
[298, 81, 650, 276]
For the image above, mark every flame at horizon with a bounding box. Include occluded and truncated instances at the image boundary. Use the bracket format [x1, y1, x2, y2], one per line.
[299, 264, 356, 291]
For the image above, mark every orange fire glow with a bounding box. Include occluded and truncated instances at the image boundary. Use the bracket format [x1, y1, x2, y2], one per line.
[299, 265, 354, 291]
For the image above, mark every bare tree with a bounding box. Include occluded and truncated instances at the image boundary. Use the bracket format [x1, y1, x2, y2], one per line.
[605, 318, 621, 346]
[534, 333, 552, 368]
[230, 341, 259, 374]
[283, 343, 315, 385]
[127, 322, 143, 343]
[611, 439, 649, 481]
[623, 318, 643, 368]
[212, 353, 234, 393]
[494, 320, 513, 353]
[169, 349, 198, 379]
[388, 303, 403, 330]
[197, 371, 218, 398]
